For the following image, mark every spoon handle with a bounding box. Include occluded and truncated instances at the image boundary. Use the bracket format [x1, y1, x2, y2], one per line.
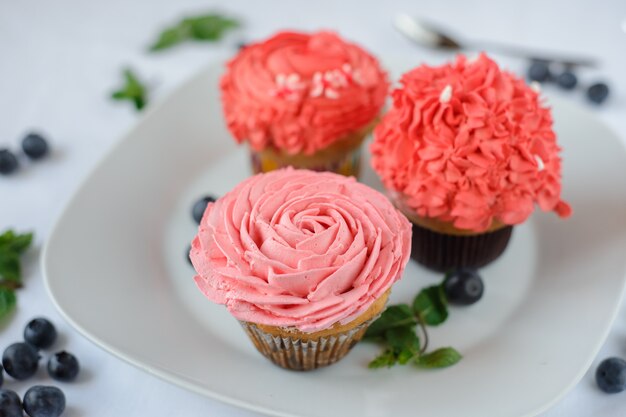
[468, 40, 598, 68]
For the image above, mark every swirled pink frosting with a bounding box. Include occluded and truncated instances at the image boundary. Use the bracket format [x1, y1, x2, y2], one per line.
[220, 31, 388, 155]
[190, 169, 411, 333]
[371, 53, 572, 232]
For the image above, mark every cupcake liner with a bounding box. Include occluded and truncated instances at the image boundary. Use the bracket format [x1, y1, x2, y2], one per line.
[239, 313, 378, 371]
[250, 145, 362, 177]
[410, 221, 513, 272]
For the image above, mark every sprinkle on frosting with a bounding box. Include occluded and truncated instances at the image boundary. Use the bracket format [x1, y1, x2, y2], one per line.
[530, 81, 542, 93]
[439, 85, 453, 103]
[220, 31, 389, 155]
[370, 53, 572, 232]
[534, 155, 545, 171]
[190, 169, 412, 333]
[270, 73, 306, 100]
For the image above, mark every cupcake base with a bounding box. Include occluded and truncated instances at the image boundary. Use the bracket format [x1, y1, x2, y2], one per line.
[410, 221, 513, 272]
[239, 290, 389, 371]
[240, 319, 372, 371]
[250, 145, 361, 177]
[248, 121, 377, 177]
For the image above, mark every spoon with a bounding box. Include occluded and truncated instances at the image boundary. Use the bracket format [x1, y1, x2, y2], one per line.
[394, 13, 598, 68]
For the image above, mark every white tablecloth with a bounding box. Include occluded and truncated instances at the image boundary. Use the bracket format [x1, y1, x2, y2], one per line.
[1, 0, 625, 415]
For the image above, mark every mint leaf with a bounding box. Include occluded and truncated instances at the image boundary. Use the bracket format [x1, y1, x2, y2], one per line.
[0, 230, 16, 246]
[187, 15, 239, 40]
[149, 25, 191, 51]
[364, 304, 417, 339]
[0, 251, 20, 283]
[415, 347, 462, 369]
[111, 69, 148, 111]
[368, 349, 397, 369]
[386, 326, 420, 365]
[149, 13, 239, 52]
[413, 285, 448, 326]
[8, 232, 33, 254]
[0, 287, 16, 320]
[0, 230, 33, 254]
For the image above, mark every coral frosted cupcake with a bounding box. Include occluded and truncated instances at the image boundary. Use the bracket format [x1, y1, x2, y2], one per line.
[371, 53, 571, 272]
[220, 31, 388, 177]
[190, 169, 411, 370]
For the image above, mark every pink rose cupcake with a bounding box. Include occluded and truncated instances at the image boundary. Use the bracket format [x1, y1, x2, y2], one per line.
[190, 169, 411, 370]
[220, 31, 388, 177]
[371, 53, 571, 271]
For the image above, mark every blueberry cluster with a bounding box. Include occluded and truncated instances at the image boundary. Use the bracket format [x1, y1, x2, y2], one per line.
[0, 318, 80, 417]
[187, 194, 217, 265]
[527, 60, 609, 105]
[0, 133, 50, 176]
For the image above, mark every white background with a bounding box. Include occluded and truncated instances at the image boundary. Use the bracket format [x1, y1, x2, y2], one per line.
[1, 0, 626, 415]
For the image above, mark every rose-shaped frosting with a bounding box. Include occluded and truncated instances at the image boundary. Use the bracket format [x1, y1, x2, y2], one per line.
[220, 31, 388, 156]
[371, 53, 572, 232]
[190, 169, 411, 333]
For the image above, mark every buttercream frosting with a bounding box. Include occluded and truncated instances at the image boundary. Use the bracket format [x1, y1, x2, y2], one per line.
[220, 31, 388, 155]
[190, 169, 411, 333]
[371, 53, 571, 232]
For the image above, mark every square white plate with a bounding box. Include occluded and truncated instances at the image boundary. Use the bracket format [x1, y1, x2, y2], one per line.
[43, 61, 626, 417]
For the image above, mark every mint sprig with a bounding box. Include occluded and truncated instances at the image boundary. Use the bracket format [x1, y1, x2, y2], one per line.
[149, 13, 240, 52]
[365, 278, 462, 370]
[0, 229, 34, 320]
[111, 69, 148, 111]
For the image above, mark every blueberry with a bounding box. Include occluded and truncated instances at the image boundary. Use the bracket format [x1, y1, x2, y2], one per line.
[21, 133, 49, 160]
[2, 342, 40, 380]
[0, 388, 22, 417]
[0, 364, 3, 387]
[24, 318, 57, 349]
[237, 41, 248, 50]
[596, 357, 626, 393]
[0, 149, 19, 175]
[23, 386, 65, 417]
[47, 351, 79, 382]
[186, 244, 193, 266]
[443, 268, 484, 305]
[587, 82, 610, 105]
[527, 60, 551, 83]
[192, 195, 216, 224]
[556, 71, 578, 90]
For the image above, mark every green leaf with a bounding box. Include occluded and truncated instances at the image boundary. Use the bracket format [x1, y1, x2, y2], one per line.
[111, 69, 148, 111]
[0, 230, 33, 254]
[368, 349, 397, 369]
[413, 285, 448, 326]
[364, 304, 417, 339]
[385, 326, 420, 365]
[0, 287, 16, 320]
[149, 25, 190, 51]
[0, 230, 16, 246]
[149, 13, 239, 52]
[187, 15, 239, 40]
[0, 251, 20, 283]
[415, 347, 462, 369]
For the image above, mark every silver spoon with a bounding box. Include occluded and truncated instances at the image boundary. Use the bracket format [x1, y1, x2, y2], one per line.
[394, 13, 598, 68]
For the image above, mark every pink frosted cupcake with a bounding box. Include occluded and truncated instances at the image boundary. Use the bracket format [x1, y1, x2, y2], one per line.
[190, 169, 411, 370]
[220, 31, 388, 177]
[371, 53, 571, 271]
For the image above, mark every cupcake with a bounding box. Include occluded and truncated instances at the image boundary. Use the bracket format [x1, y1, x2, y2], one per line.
[220, 31, 388, 177]
[190, 169, 411, 370]
[371, 53, 571, 272]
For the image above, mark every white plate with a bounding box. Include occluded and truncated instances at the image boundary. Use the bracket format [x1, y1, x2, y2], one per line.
[43, 61, 626, 417]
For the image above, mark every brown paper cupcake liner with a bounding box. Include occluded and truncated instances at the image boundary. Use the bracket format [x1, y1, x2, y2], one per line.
[410, 221, 513, 272]
[239, 314, 378, 371]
